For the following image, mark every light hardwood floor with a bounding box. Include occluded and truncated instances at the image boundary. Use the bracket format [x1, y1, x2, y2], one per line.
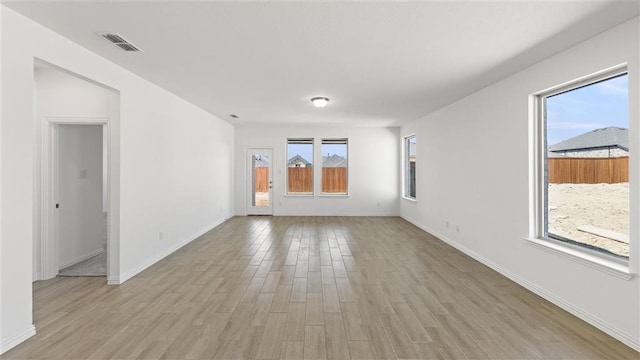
[2, 216, 638, 360]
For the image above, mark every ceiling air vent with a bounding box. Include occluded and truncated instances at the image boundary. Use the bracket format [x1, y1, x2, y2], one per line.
[99, 33, 142, 52]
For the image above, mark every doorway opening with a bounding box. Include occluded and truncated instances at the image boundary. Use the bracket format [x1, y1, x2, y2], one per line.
[34, 60, 120, 283]
[56, 124, 106, 276]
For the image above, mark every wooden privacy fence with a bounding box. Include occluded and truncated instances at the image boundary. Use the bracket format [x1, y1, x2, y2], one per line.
[254, 167, 269, 192]
[322, 168, 347, 193]
[548, 157, 628, 184]
[286, 167, 348, 193]
[288, 167, 313, 193]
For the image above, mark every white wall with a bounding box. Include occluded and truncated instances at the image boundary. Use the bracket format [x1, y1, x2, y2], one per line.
[58, 125, 104, 269]
[401, 18, 640, 350]
[118, 92, 234, 282]
[0, 5, 234, 354]
[234, 125, 399, 216]
[35, 66, 111, 117]
[0, 4, 6, 354]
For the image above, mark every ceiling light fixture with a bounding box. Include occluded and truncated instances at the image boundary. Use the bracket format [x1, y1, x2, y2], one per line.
[311, 97, 330, 108]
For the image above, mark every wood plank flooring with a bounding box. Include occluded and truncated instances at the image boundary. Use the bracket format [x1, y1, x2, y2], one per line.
[1, 216, 638, 359]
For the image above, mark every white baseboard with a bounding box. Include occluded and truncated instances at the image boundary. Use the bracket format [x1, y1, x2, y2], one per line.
[117, 218, 227, 284]
[400, 215, 640, 353]
[238, 212, 400, 217]
[0, 325, 36, 355]
[59, 247, 104, 270]
[277, 212, 399, 217]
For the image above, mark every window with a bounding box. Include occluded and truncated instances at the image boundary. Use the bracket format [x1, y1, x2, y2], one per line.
[321, 139, 348, 194]
[535, 68, 629, 259]
[404, 135, 416, 199]
[287, 138, 314, 195]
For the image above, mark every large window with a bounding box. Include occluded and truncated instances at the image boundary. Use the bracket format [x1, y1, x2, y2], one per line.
[287, 138, 314, 195]
[321, 139, 348, 194]
[535, 68, 629, 259]
[404, 135, 416, 199]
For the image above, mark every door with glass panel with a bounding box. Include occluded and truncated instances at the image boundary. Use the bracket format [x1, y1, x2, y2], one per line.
[247, 148, 273, 215]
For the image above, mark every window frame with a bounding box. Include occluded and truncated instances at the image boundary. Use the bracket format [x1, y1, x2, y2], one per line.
[320, 138, 349, 196]
[286, 138, 315, 196]
[531, 65, 631, 275]
[403, 134, 416, 200]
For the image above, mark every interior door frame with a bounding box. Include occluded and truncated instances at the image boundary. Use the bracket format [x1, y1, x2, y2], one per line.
[41, 117, 110, 280]
[246, 147, 273, 215]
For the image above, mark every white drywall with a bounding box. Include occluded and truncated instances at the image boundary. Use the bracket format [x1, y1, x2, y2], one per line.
[400, 18, 640, 350]
[34, 66, 110, 117]
[234, 125, 399, 216]
[57, 125, 104, 269]
[0, 5, 234, 354]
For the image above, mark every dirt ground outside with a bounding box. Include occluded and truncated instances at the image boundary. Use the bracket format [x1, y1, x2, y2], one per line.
[254, 192, 269, 207]
[548, 183, 629, 257]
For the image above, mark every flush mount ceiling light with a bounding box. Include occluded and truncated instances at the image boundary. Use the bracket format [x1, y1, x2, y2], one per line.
[311, 97, 330, 108]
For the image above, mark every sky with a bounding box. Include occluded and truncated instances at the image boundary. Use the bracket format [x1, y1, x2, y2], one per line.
[546, 74, 628, 145]
[288, 143, 347, 163]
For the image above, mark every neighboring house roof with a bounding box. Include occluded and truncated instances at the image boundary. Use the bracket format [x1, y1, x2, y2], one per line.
[254, 155, 269, 167]
[287, 154, 311, 166]
[322, 154, 346, 167]
[548, 126, 628, 153]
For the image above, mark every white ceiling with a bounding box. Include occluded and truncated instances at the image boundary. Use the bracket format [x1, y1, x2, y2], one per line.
[4, 1, 639, 127]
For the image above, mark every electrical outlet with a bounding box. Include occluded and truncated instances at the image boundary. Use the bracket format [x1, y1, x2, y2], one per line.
[455, 225, 460, 233]
[445, 220, 449, 228]
[159, 232, 164, 240]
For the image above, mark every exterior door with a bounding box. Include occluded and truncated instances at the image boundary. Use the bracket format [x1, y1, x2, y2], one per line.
[247, 148, 273, 215]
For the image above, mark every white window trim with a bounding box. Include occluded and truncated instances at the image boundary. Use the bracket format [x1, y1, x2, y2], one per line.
[529, 64, 632, 279]
[320, 138, 349, 196]
[403, 134, 416, 200]
[524, 236, 632, 280]
[286, 138, 314, 196]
